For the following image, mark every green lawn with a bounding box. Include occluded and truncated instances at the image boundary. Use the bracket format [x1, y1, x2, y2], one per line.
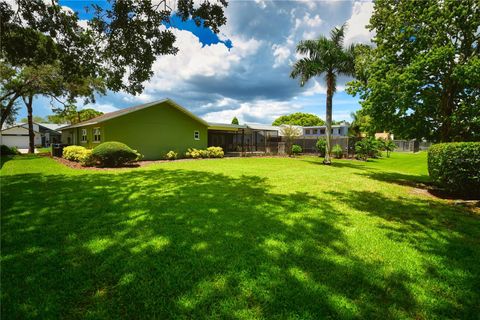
[1, 153, 479, 319]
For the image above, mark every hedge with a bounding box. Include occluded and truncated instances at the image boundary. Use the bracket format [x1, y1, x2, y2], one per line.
[92, 141, 142, 167]
[1, 145, 20, 155]
[428, 142, 480, 195]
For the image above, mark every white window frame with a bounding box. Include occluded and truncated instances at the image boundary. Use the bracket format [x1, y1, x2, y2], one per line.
[81, 129, 87, 143]
[93, 127, 101, 143]
[194, 130, 200, 140]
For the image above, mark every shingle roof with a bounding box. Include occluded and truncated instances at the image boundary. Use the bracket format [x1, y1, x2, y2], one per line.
[59, 99, 209, 130]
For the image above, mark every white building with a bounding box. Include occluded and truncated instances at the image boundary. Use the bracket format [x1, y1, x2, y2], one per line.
[302, 124, 349, 138]
[0, 123, 62, 148]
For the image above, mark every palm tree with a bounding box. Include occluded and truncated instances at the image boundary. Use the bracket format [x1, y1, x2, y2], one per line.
[290, 24, 355, 164]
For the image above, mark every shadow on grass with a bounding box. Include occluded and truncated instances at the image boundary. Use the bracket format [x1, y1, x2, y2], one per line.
[1, 168, 479, 318]
[327, 190, 480, 317]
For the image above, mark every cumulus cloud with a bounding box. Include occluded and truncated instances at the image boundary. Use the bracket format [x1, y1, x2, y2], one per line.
[344, 1, 375, 45]
[18, 0, 374, 124]
[201, 98, 302, 124]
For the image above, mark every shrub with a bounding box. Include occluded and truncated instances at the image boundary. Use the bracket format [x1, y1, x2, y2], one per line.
[355, 138, 382, 161]
[79, 149, 95, 167]
[186, 148, 202, 159]
[92, 141, 142, 167]
[428, 142, 480, 195]
[186, 147, 224, 159]
[207, 146, 224, 158]
[332, 144, 343, 158]
[165, 150, 178, 160]
[291, 144, 302, 155]
[1, 145, 20, 155]
[316, 139, 327, 157]
[63, 146, 88, 161]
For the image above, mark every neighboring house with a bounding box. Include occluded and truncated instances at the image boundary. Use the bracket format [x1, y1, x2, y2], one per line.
[375, 132, 394, 140]
[303, 124, 349, 138]
[0, 122, 62, 148]
[60, 99, 209, 160]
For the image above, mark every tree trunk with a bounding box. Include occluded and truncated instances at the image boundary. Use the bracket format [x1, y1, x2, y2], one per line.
[324, 74, 334, 165]
[24, 95, 35, 154]
[0, 93, 21, 128]
[439, 87, 455, 142]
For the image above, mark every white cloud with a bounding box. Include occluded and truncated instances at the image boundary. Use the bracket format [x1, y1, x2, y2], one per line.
[81, 103, 119, 114]
[272, 43, 291, 68]
[202, 98, 302, 124]
[344, 1, 375, 45]
[142, 29, 262, 93]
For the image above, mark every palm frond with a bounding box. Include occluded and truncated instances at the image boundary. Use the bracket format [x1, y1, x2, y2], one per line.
[330, 23, 347, 48]
[290, 58, 325, 86]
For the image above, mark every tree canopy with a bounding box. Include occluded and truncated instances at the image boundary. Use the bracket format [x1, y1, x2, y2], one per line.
[231, 117, 239, 125]
[272, 113, 325, 127]
[347, 0, 480, 142]
[0, 0, 228, 151]
[47, 108, 103, 125]
[20, 116, 45, 123]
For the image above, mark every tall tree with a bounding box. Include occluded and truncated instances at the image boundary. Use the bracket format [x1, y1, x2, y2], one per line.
[20, 115, 45, 123]
[347, 0, 480, 142]
[47, 108, 103, 125]
[231, 117, 239, 125]
[1, 0, 228, 152]
[272, 112, 325, 127]
[290, 24, 355, 164]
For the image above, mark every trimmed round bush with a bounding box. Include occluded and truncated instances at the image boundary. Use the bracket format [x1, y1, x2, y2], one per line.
[92, 141, 141, 167]
[207, 146, 224, 158]
[292, 144, 302, 155]
[428, 142, 480, 195]
[63, 146, 88, 161]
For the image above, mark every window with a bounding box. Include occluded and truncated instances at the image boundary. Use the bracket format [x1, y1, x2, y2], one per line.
[313, 129, 318, 134]
[305, 129, 311, 135]
[93, 127, 101, 143]
[81, 129, 87, 142]
[320, 128, 325, 134]
[194, 130, 200, 140]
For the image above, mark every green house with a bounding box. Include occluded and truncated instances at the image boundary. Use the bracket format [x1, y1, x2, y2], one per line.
[60, 99, 210, 160]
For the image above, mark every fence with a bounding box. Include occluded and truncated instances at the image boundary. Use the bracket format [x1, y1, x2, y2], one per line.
[393, 140, 432, 152]
[233, 137, 431, 156]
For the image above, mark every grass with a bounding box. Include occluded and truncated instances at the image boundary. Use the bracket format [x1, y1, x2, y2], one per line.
[1, 152, 479, 319]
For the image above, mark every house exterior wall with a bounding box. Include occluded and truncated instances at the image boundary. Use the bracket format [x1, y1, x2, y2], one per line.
[303, 125, 349, 137]
[61, 101, 208, 160]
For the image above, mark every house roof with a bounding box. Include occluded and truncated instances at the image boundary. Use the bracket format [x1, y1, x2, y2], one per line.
[207, 122, 247, 131]
[1, 122, 39, 133]
[244, 123, 282, 131]
[59, 99, 209, 130]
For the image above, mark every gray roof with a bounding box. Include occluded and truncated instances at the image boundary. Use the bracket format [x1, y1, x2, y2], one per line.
[59, 99, 208, 130]
[244, 123, 281, 131]
[207, 122, 247, 129]
[39, 123, 66, 131]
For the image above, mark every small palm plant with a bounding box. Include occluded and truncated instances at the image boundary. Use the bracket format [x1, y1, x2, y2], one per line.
[290, 24, 355, 164]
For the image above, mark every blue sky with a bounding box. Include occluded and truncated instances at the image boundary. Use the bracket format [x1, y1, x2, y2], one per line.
[18, 0, 375, 124]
